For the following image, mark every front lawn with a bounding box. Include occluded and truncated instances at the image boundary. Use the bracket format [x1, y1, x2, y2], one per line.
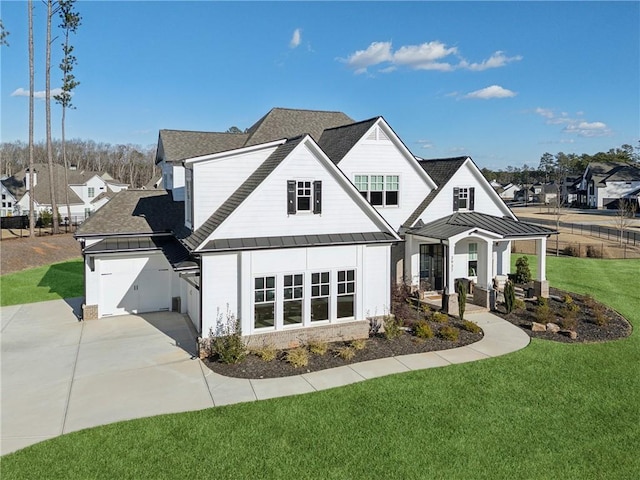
[0, 259, 84, 306]
[2, 257, 639, 479]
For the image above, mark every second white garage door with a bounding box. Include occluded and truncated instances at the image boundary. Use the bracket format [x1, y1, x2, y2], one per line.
[99, 254, 171, 317]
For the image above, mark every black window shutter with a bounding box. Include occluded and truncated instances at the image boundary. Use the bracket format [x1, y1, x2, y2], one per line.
[287, 180, 296, 214]
[313, 180, 322, 214]
[453, 187, 459, 211]
[469, 187, 475, 211]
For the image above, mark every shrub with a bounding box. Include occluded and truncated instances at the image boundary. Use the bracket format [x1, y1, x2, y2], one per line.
[558, 313, 578, 331]
[515, 256, 532, 284]
[586, 245, 603, 258]
[563, 294, 574, 304]
[563, 243, 581, 257]
[592, 302, 609, 327]
[335, 346, 356, 361]
[414, 320, 434, 339]
[369, 316, 382, 335]
[438, 325, 460, 341]
[210, 314, 247, 364]
[383, 314, 403, 339]
[431, 312, 449, 324]
[584, 294, 597, 309]
[253, 345, 277, 362]
[350, 339, 367, 351]
[462, 320, 481, 334]
[308, 340, 328, 356]
[456, 280, 466, 321]
[534, 300, 554, 324]
[504, 280, 516, 314]
[285, 347, 309, 368]
[514, 299, 526, 311]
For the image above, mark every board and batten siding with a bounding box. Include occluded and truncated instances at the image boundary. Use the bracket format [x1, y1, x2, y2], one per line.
[209, 142, 385, 241]
[337, 138, 434, 231]
[199, 244, 391, 338]
[191, 147, 277, 231]
[416, 162, 511, 225]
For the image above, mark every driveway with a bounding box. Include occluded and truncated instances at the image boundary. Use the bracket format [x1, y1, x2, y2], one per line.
[1, 299, 530, 456]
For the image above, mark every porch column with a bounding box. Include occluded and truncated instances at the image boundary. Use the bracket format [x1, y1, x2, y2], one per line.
[443, 241, 458, 314]
[534, 237, 549, 298]
[473, 240, 493, 309]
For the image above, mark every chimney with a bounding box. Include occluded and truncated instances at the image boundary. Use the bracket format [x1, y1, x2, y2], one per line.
[25, 168, 38, 190]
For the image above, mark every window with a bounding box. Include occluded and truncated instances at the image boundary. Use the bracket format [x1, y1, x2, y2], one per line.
[283, 274, 303, 325]
[185, 171, 193, 225]
[1, 194, 5, 200]
[311, 272, 330, 322]
[254, 276, 275, 328]
[468, 243, 478, 277]
[337, 270, 355, 318]
[453, 187, 475, 211]
[88, 187, 95, 198]
[287, 180, 322, 214]
[355, 175, 399, 207]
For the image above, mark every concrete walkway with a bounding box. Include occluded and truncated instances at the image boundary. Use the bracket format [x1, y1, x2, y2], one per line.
[1, 299, 529, 456]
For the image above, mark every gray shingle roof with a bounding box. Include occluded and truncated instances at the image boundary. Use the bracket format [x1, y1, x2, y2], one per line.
[176, 137, 305, 251]
[317, 118, 379, 164]
[157, 130, 249, 164]
[75, 189, 184, 236]
[200, 232, 396, 252]
[408, 212, 557, 240]
[244, 108, 354, 147]
[403, 157, 469, 227]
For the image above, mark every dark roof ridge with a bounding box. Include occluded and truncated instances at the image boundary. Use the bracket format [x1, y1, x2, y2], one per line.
[321, 116, 382, 133]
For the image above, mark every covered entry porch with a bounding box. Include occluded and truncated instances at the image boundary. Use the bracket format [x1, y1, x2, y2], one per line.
[404, 212, 557, 312]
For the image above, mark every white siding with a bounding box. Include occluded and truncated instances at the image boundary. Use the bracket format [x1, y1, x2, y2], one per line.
[337, 131, 434, 231]
[201, 253, 239, 336]
[210, 142, 385, 240]
[172, 165, 185, 201]
[597, 181, 640, 208]
[192, 148, 275, 230]
[416, 161, 511, 225]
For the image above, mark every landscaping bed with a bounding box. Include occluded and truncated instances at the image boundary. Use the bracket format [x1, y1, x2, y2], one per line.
[493, 286, 632, 343]
[204, 317, 483, 379]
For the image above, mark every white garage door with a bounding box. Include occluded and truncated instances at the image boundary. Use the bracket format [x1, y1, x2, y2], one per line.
[99, 254, 171, 317]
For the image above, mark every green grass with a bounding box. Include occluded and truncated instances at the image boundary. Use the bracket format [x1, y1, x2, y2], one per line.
[3, 257, 639, 479]
[0, 259, 84, 306]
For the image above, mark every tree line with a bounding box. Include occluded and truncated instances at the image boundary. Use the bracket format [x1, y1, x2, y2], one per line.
[1, 139, 158, 189]
[480, 143, 639, 186]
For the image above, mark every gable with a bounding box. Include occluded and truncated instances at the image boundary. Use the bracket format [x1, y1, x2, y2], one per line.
[190, 136, 398, 252]
[411, 158, 514, 226]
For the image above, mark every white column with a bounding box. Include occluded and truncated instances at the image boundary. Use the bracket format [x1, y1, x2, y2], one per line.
[482, 240, 493, 290]
[536, 237, 547, 281]
[446, 241, 455, 293]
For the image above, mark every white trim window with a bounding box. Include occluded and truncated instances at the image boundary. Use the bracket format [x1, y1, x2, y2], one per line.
[453, 187, 475, 211]
[311, 271, 330, 322]
[296, 181, 312, 211]
[355, 174, 399, 207]
[336, 269, 355, 319]
[88, 187, 95, 198]
[283, 274, 304, 326]
[254, 276, 276, 329]
[468, 243, 478, 277]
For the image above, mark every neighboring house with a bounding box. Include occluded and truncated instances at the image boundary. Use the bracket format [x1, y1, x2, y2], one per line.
[561, 176, 581, 206]
[579, 161, 640, 209]
[75, 107, 555, 348]
[0, 179, 18, 216]
[497, 183, 520, 201]
[537, 182, 559, 205]
[1, 164, 128, 220]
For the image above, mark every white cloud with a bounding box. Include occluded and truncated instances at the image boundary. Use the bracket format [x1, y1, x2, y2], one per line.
[290, 28, 301, 49]
[463, 85, 517, 99]
[416, 139, 434, 149]
[11, 87, 63, 99]
[341, 41, 521, 74]
[535, 107, 611, 137]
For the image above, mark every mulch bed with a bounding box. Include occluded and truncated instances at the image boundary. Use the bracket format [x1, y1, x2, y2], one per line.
[0, 233, 81, 274]
[204, 319, 482, 379]
[492, 286, 632, 343]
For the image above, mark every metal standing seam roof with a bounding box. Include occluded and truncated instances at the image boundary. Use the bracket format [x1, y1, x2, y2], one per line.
[407, 212, 557, 240]
[177, 136, 306, 251]
[199, 231, 397, 253]
[83, 235, 192, 268]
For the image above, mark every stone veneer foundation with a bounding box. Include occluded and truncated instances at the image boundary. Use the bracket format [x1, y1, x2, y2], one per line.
[82, 304, 99, 320]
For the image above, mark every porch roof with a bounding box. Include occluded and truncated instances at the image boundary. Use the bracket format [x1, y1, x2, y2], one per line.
[406, 212, 557, 240]
[84, 235, 194, 269]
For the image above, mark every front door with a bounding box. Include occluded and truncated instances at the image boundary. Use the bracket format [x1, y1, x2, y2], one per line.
[419, 244, 444, 291]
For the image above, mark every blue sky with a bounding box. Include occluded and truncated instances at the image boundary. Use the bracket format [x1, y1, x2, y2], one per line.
[1, 1, 638, 170]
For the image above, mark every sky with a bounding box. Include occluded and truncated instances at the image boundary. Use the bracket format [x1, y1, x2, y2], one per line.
[1, 1, 638, 171]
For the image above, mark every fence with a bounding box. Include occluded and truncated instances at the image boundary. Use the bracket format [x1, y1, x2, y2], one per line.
[513, 237, 640, 260]
[519, 216, 640, 246]
[1, 214, 89, 237]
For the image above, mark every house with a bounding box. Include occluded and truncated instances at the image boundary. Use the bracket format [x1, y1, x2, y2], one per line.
[0, 179, 18, 216]
[579, 161, 640, 209]
[75, 108, 555, 348]
[561, 176, 581, 206]
[497, 183, 520, 201]
[1, 164, 128, 221]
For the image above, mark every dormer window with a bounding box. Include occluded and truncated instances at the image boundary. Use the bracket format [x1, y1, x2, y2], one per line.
[453, 187, 475, 211]
[287, 180, 322, 215]
[354, 174, 399, 207]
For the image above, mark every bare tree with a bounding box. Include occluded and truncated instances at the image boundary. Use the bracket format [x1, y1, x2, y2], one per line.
[54, 0, 81, 227]
[28, 1, 35, 236]
[0, 19, 9, 46]
[614, 199, 638, 245]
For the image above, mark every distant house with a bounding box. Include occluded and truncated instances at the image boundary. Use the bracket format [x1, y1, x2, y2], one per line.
[561, 176, 581, 206]
[497, 183, 520, 201]
[1, 163, 128, 221]
[579, 161, 640, 209]
[0, 179, 18, 216]
[75, 107, 555, 348]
